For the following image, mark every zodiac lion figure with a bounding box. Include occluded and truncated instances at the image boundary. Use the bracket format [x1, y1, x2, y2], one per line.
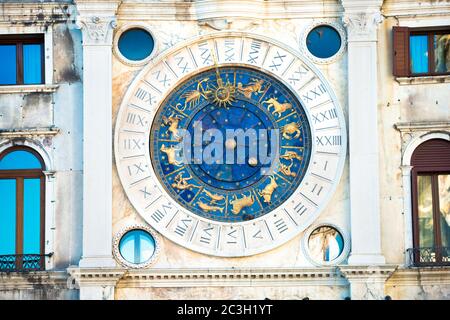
[262, 97, 293, 118]
[279, 160, 297, 178]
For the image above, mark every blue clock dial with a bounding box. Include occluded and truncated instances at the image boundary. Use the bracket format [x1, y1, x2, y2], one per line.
[150, 66, 312, 223]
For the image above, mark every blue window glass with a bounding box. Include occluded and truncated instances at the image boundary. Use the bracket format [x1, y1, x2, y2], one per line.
[306, 25, 341, 59]
[0, 150, 43, 170]
[23, 178, 41, 255]
[118, 28, 154, 61]
[0, 179, 16, 255]
[119, 230, 155, 264]
[0, 45, 17, 85]
[23, 44, 43, 85]
[410, 35, 429, 74]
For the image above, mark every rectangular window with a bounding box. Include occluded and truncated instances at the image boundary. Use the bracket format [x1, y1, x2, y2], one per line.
[0, 34, 44, 85]
[393, 26, 450, 77]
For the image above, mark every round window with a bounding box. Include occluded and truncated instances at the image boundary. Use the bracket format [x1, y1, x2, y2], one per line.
[306, 25, 341, 59]
[119, 229, 156, 265]
[118, 28, 155, 61]
[307, 226, 344, 263]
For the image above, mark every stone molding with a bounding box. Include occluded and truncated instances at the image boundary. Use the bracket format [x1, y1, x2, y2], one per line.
[387, 267, 450, 286]
[342, 11, 383, 41]
[0, 271, 70, 290]
[67, 267, 126, 288]
[0, 127, 60, 139]
[117, 267, 347, 288]
[339, 265, 398, 282]
[383, 0, 450, 18]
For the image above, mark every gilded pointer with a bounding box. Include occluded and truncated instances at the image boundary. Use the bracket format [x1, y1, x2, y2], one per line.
[280, 150, 303, 161]
[171, 173, 197, 190]
[182, 78, 211, 110]
[237, 78, 264, 99]
[258, 176, 278, 203]
[197, 201, 224, 213]
[162, 111, 183, 140]
[262, 97, 293, 118]
[160, 144, 183, 166]
[281, 122, 301, 140]
[230, 193, 255, 215]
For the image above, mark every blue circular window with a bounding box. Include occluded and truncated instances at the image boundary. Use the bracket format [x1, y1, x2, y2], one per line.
[306, 25, 341, 59]
[118, 28, 155, 61]
[119, 229, 156, 264]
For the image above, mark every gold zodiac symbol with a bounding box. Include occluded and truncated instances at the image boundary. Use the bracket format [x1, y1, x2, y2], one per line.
[204, 190, 225, 204]
[171, 173, 197, 190]
[160, 144, 182, 166]
[182, 78, 211, 110]
[237, 78, 264, 99]
[229, 192, 255, 215]
[280, 150, 303, 162]
[281, 122, 301, 140]
[258, 176, 278, 204]
[197, 201, 224, 213]
[162, 111, 183, 141]
[279, 160, 297, 178]
[262, 97, 293, 118]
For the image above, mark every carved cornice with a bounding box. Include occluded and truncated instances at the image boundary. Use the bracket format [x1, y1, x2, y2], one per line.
[0, 3, 70, 26]
[339, 265, 398, 283]
[0, 127, 60, 139]
[117, 267, 348, 288]
[67, 267, 126, 288]
[0, 271, 70, 290]
[387, 267, 450, 286]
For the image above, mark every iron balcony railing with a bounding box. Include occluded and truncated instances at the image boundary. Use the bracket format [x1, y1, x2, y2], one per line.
[407, 247, 450, 267]
[0, 254, 52, 272]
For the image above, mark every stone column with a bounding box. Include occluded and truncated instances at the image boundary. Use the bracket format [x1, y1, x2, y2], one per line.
[342, 1, 386, 265]
[74, 0, 121, 299]
[340, 265, 397, 300]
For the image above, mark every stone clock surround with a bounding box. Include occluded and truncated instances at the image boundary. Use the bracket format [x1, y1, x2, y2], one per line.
[69, 0, 389, 300]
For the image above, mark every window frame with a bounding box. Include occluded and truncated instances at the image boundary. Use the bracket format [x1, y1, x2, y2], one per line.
[393, 26, 450, 77]
[411, 159, 450, 266]
[0, 34, 45, 86]
[0, 146, 46, 271]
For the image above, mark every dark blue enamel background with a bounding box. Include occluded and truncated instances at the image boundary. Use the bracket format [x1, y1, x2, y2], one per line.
[150, 66, 312, 223]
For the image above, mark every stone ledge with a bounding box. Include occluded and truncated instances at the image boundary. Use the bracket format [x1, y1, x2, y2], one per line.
[0, 271, 70, 290]
[67, 266, 127, 287]
[0, 84, 59, 94]
[395, 75, 450, 86]
[394, 121, 450, 133]
[387, 266, 450, 286]
[117, 267, 347, 288]
[0, 127, 60, 138]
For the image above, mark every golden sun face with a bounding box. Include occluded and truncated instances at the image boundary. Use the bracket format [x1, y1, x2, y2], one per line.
[210, 81, 236, 108]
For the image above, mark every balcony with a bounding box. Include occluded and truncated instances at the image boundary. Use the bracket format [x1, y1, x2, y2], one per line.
[407, 247, 450, 267]
[0, 254, 50, 272]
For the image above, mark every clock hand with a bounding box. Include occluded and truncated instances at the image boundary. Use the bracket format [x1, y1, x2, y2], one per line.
[209, 43, 223, 87]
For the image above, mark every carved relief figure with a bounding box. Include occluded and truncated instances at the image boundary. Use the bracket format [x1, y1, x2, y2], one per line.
[281, 122, 301, 140]
[162, 111, 183, 140]
[182, 78, 211, 110]
[160, 144, 183, 166]
[197, 201, 224, 213]
[262, 97, 293, 118]
[280, 150, 303, 161]
[279, 160, 297, 178]
[171, 173, 197, 190]
[258, 176, 278, 203]
[230, 193, 255, 215]
[237, 78, 264, 99]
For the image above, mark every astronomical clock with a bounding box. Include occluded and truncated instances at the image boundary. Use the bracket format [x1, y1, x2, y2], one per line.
[114, 33, 346, 257]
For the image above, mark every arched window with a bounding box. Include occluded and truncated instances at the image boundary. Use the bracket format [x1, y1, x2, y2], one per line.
[411, 139, 450, 266]
[0, 146, 46, 271]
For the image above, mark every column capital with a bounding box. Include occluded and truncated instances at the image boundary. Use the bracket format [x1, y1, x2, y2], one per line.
[341, 0, 383, 42]
[75, 0, 121, 46]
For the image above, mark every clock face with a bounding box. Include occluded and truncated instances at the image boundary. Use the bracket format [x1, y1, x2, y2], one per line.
[114, 33, 346, 257]
[150, 66, 312, 223]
